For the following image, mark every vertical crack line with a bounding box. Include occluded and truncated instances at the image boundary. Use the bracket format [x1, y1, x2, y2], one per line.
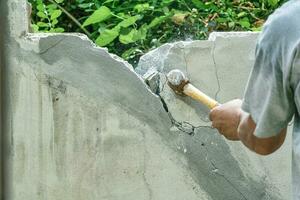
[179, 45, 192, 82]
[194, 136, 248, 200]
[177, 46, 210, 123]
[214, 172, 248, 200]
[142, 131, 153, 200]
[212, 40, 221, 102]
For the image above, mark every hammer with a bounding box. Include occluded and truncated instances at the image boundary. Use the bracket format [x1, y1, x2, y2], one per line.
[167, 69, 220, 109]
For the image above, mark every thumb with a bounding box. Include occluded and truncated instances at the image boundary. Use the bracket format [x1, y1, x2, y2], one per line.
[209, 107, 218, 121]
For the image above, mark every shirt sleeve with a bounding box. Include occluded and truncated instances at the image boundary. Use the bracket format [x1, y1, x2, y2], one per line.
[242, 13, 296, 138]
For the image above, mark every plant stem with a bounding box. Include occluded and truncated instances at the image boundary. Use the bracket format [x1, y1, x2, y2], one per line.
[111, 13, 125, 20]
[47, 0, 91, 37]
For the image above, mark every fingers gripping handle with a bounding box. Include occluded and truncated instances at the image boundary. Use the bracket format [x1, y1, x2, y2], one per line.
[183, 84, 219, 109]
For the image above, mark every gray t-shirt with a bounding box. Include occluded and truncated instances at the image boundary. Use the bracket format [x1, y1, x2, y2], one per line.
[241, 0, 300, 199]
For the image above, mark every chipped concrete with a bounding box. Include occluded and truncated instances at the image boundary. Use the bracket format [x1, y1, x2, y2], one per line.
[137, 32, 292, 199]
[1, 0, 291, 199]
[137, 32, 258, 129]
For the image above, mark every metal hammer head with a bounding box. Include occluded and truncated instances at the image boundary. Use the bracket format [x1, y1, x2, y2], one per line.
[167, 69, 189, 95]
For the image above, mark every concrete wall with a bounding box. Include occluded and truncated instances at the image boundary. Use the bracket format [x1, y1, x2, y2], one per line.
[2, 0, 291, 199]
[0, 0, 6, 197]
[137, 32, 292, 200]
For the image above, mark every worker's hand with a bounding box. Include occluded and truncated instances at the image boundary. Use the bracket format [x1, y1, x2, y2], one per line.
[209, 99, 242, 141]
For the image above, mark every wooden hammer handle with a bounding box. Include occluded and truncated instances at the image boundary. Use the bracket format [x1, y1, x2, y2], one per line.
[183, 83, 219, 109]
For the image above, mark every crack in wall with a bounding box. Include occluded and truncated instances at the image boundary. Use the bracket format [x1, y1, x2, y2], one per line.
[212, 40, 221, 102]
[178, 46, 210, 123]
[145, 41, 249, 199]
[142, 131, 153, 200]
[157, 93, 249, 199]
[146, 42, 221, 136]
[39, 36, 66, 55]
[156, 81, 212, 136]
[192, 136, 249, 200]
[216, 172, 248, 200]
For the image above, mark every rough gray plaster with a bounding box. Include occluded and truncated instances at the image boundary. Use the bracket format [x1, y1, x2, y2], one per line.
[2, 0, 291, 199]
[0, 0, 7, 198]
[137, 32, 292, 199]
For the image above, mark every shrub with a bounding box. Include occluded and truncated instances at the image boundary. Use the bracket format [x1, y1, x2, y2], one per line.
[29, 0, 286, 66]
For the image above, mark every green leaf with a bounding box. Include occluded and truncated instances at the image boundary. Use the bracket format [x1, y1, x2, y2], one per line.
[118, 15, 141, 28]
[83, 6, 112, 27]
[191, 0, 204, 9]
[161, 0, 174, 6]
[237, 12, 247, 18]
[268, 0, 279, 6]
[134, 3, 150, 13]
[228, 21, 235, 28]
[55, 0, 64, 3]
[31, 24, 39, 32]
[54, 27, 65, 32]
[172, 13, 189, 25]
[50, 10, 62, 20]
[119, 29, 140, 44]
[239, 18, 250, 28]
[103, 0, 114, 4]
[78, 3, 94, 9]
[96, 28, 120, 46]
[37, 22, 49, 27]
[121, 47, 143, 60]
[46, 4, 57, 10]
[147, 16, 168, 29]
[119, 26, 147, 44]
[251, 26, 263, 32]
[37, 11, 47, 19]
[52, 19, 58, 25]
[138, 24, 148, 40]
[37, 4, 45, 12]
[216, 18, 227, 23]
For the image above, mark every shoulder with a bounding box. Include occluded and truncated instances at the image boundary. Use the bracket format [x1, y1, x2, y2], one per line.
[266, 0, 300, 29]
[258, 0, 300, 49]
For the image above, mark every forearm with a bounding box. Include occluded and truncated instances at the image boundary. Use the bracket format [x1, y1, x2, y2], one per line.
[209, 99, 287, 155]
[237, 111, 287, 155]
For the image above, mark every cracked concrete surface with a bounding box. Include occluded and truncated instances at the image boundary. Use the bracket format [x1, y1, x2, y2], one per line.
[137, 32, 292, 200]
[2, 0, 291, 199]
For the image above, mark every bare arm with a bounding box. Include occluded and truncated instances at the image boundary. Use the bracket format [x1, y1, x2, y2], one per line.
[238, 111, 287, 155]
[209, 99, 287, 155]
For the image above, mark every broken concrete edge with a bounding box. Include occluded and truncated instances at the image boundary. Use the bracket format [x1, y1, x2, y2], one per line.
[18, 31, 262, 139]
[21, 33, 151, 95]
[135, 32, 261, 134]
[15, 32, 177, 143]
[24, 33, 134, 69]
[24, 31, 260, 94]
[208, 31, 259, 41]
[19, 33, 201, 137]
[25, 33, 166, 109]
[137, 31, 260, 79]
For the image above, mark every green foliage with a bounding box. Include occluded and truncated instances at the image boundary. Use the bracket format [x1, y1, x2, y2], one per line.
[29, 0, 286, 65]
[82, 6, 112, 27]
[30, 0, 65, 33]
